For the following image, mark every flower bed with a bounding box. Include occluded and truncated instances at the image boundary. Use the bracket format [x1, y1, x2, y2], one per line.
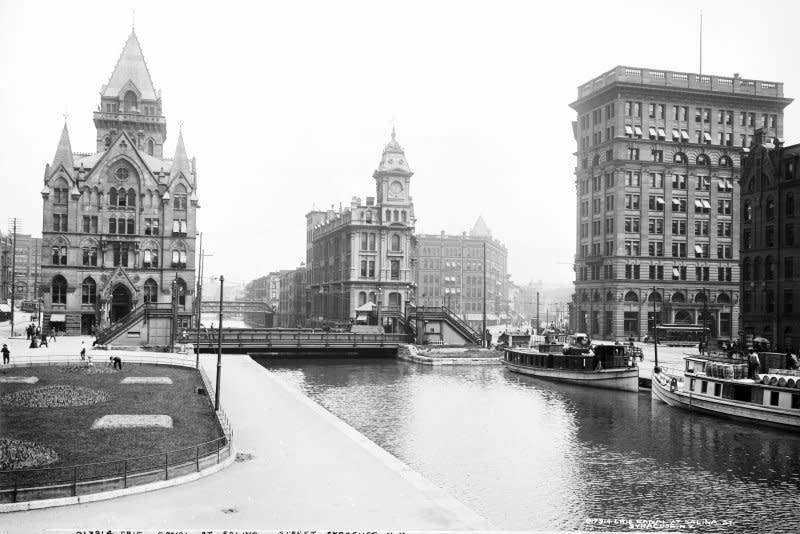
[0, 439, 59, 470]
[0, 385, 110, 408]
[58, 364, 127, 375]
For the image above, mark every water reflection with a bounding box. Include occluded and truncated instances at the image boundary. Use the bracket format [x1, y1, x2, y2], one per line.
[254, 357, 800, 533]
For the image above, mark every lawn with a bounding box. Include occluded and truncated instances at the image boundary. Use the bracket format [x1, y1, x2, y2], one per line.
[0, 363, 224, 483]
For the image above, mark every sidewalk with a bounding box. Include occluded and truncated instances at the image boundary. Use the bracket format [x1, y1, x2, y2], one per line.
[2, 326, 492, 531]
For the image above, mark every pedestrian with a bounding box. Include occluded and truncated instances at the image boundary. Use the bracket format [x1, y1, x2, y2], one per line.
[80, 341, 86, 361]
[49, 328, 56, 342]
[748, 350, 761, 380]
[1, 343, 9, 364]
[113, 355, 123, 370]
[25, 324, 31, 340]
[35, 326, 41, 339]
[39, 335, 48, 348]
[787, 351, 799, 371]
[29, 335, 38, 349]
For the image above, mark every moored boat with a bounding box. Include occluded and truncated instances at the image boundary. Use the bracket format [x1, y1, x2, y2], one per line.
[502, 343, 639, 392]
[652, 355, 800, 430]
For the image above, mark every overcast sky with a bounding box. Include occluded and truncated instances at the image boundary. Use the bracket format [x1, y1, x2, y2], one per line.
[2, 0, 799, 289]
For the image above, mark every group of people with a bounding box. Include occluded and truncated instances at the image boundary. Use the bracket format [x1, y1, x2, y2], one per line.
[25, 323, 56, 349]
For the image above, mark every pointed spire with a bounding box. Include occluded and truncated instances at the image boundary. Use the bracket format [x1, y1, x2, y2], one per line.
[470, 216, 492, 238]
[102, 30, 158, 101]
[171, 129, 192, 182]
[377, 126, 411, 173]
[51, 122, 74, 177]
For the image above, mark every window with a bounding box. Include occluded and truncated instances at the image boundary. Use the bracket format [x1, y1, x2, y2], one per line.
[627, 147, 640, 160]
[52, 214, 68, 232]
[51, 276, 67, 305]
[171, 248, 188, 268]
[648, 241, 664, 257]
[718, 267, 732, 282]
[694, 221, 709, 236]
[648, 196, 665, 211]
[391, 234, 401, 252]
[651, 150, 663, 162]
[717, 178, 733, 192]
[786, 225, 794, 246]
[113, 243, 130, 267]
[744, 202, 753, 222]
[82, 245, 97, 266]
[717, 222, 732, 237]
[786, 291, 794, 314]
[109, 218, 116, 234]
[694, 243, 710, 258]
[672, 242, 687, 258]
[672, 174, 687, 189]
[672, 219, 687, 235]
[625, 194, 640, 209]
[143, 249, 159, 268]
[650, 172, 664, 188]
[785, 257, 794, 280]
[766, 226, 775, 247]
[144, 279, 158, 304]
[51, 245, 67, 265]
[696, 176, 711, 191]
[625, 264, 640, 280]
[766, 257, 775, 280]
[605, 218, 614, 233]
[53, 186, 69, 204]
[624, 217, 640, 233]
[787, 193, 795, 217]
[126, 218, 135, 234]
[694, 198, 711, 214]
[145, 218, 160, 236]
[625, 171, 641, 187]
[672, 198, 687, 213]
[172, 219, 188, 235]
[624, 240, 640, 256]
[82, 215, 98, 233]
[81, 278, 97, 305]
[695, 267, 710, 281]
[718, 200, 732, 215]
[648, 218, 664, 234]
[605, 173, 615, 187]
[766, 197, 775, 220]
[649, 265, 664, 280]
[174, 185, 187, 210]
[716, 245, 732, 259]
[390, 260, 400, 280]
[672, 266, 687, 280]
[605, 195, 614, 211]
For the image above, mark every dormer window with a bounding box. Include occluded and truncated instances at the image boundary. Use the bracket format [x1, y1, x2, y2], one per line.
[123, 90, 138, 111]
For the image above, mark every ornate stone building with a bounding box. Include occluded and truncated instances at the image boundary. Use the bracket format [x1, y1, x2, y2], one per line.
[40, 30, 198, 335]
[572, 66, 790, 341]
[306, 128, 416, 329]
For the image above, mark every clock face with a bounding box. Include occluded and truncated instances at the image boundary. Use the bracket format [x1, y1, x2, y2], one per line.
[389, 181, 404, 196]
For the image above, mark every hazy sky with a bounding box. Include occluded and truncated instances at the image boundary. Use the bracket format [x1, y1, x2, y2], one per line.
[2, 0, 799, 288]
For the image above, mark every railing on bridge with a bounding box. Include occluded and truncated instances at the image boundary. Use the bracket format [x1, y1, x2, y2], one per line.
[200, 301, 272, 313]
[191, 328, 410, 351]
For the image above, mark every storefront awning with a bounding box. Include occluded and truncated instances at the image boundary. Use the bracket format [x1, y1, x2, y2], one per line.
[49, 314, 66, 322]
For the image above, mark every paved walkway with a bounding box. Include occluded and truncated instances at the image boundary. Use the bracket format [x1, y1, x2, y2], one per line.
[1, 322, 492, 531]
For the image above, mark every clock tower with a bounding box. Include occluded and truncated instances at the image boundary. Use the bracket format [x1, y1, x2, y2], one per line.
[373, 126, 413, 214]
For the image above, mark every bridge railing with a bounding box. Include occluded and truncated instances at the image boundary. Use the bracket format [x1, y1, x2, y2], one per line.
[189, 328, 409, 348]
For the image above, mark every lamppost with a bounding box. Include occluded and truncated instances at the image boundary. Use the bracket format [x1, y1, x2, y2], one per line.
[376, 286, 383, 332]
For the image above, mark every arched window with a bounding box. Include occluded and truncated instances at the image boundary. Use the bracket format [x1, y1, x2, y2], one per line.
[143, 279, 158, 304]
[696, 154, 710, 166]
[124, 90, 138, 111]
[391, 234, 401, 252]
[82, 277, 97, 305]
[671, 292, 686, 303]
[368, 291, 376, 303]
[127, 188, 136, 207]
[358, 292, 367, 306]
[719, 155, 733, 167]
[766, 197, 775, 220]
[142, 244, 159, 268]
[401, 211, 407, 222]
[82, 242, 98, 266]
[744, 201, 752, 222]
[787, 193, 795, 218]
[52, 275, 67, 305]
[716, 293, 731, 304]
[171, 244, 187, 268]
[673, 152, 687, 164]
[388, 292, 401, 307]
[695, 292, 707, 303]
[624, 290, 638, 302]
[173, 184, 187, 210]
[147, 139, 154, 156]
[766, 256, 775, 280]
[385, 209, 391, 222]
[393, 210, 399, 222]
[51, 243, 67, 265]
[742, 258, 751, 281]
[648, 291, 662, 302]
[674, 310, 692, 324]
[109, 187, 118, 207]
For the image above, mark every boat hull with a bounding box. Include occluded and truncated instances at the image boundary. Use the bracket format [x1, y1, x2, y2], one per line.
[503, 360, 639, 392]
[651, 372, 800, 430]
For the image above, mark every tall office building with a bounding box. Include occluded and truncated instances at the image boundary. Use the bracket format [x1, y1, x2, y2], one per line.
[739, 133, 800, 349]
[571, 66, 790, 341]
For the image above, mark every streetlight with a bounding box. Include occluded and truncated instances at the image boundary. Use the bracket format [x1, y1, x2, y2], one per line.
[213, 275, 224, 411]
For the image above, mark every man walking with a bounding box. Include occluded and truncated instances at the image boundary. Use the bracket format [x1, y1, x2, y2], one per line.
[1, 343, 9, 364]
[80, 341, 86, 361]
[49, 328, 56, 343]
[748, 350, 761, 380]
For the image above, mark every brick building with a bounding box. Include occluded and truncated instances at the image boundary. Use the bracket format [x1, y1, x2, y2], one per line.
[39, 30, 199, 335]
[572, 66, 790, 341]
[277, 264, 308, 327]
[739, 133, 800, 349]
[413, 217, 508, 329]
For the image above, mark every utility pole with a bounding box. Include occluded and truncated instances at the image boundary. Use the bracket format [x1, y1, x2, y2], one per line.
[215, 275, 224, 411]
[8, 218, 18, 337]
[536, 291, 540, 335]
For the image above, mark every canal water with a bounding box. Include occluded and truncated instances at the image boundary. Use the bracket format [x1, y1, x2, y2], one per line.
[254, 357, 800, 533]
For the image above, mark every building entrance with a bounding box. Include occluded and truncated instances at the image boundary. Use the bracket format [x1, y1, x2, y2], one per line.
[110, 285, 132, 323]
[81, 313, 96, 335]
